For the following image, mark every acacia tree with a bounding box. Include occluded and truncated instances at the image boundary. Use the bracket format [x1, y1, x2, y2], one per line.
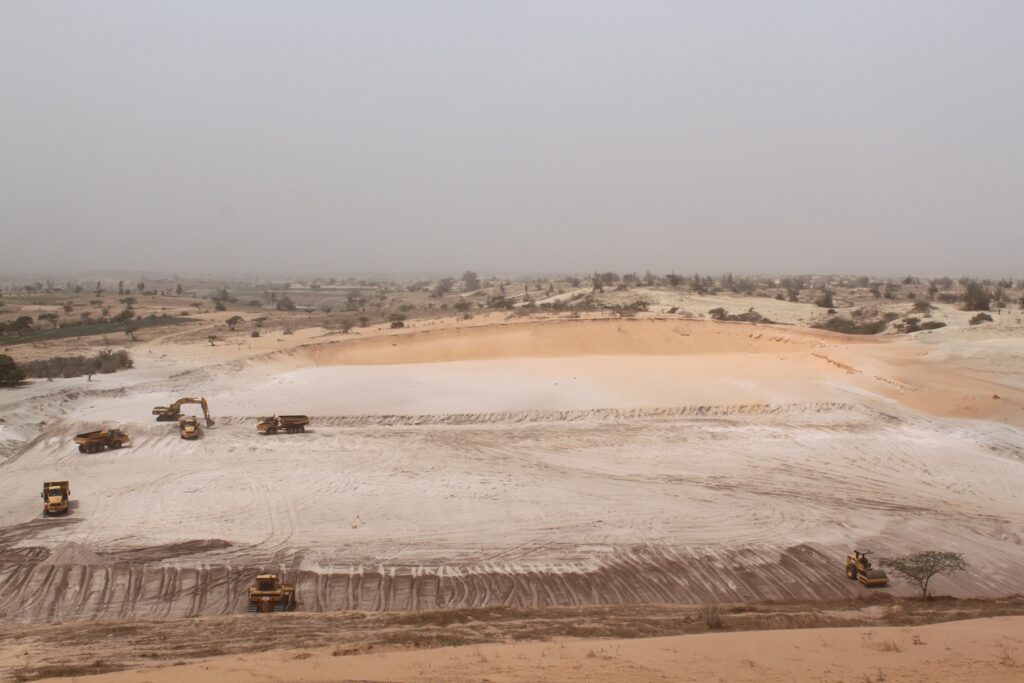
[124, 324, 139, 341]
[37, 312, 59, 330]
[962, 281, 991, 311]
[225, 315, 244, 331]
[882, 551, 968, 600]
[461, 270, 481, 292]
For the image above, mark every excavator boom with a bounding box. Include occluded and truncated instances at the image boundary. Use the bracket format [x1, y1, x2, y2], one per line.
[152, 397, 215, 426]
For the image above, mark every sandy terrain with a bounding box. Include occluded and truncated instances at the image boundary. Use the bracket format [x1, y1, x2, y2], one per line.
[21, 616, 1024, 682]
[1, 317, 1022, 624]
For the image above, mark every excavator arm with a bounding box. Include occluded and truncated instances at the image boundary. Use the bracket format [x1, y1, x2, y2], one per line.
[152, 397, 215, 426]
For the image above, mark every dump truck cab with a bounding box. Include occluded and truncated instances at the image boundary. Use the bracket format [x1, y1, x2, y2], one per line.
[846, 548, 889, 586]
[41, 481, 70, 515]
[179, 416, 201, 440]
[247, 573, 295, 612]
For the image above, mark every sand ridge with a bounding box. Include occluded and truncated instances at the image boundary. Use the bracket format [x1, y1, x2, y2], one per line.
[24, 616, 1024, 683]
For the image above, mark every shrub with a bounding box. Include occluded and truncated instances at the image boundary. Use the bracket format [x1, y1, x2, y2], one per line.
[0, 354, 26, 386]
[911, 301, 935, 314]
[969, 312, 993, 325]
[962, 281, 991, 311]
[703, 605, 724, 630]
[708, 308, 772, 323]
[813, 317, 889, 335]
[19, 350, 132, 379]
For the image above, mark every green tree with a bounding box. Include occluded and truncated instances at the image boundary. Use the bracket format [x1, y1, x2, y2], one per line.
[882, 551, 968, 600]
[432, 278, 455, 297]
[0, 354, 25, 386]
[13, 316, 34, 335]
[37, 312, 59, 329]
[962, 281, 991, 311]
[461, 271, 481, 292]
[225, 315, 244, 330]
[814, 290, 835, 308]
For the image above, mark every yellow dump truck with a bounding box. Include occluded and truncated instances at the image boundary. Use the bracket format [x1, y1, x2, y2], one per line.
[74, 428, 131, 453]
[256, 415, 310, 435]
[247, 573, 295, 612]
[179, 416, 201, 440]
[41, 481, 70, 515]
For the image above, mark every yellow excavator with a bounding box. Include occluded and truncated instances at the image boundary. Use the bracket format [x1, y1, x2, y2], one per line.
[152, 397, 214, 427]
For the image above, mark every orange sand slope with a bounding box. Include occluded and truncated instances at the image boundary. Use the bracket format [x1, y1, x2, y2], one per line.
[295, 317, 1022, 424]
[37, 616, 1024, 683]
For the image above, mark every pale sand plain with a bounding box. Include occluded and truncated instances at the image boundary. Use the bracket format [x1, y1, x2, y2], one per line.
[1, 317, 1021, 623]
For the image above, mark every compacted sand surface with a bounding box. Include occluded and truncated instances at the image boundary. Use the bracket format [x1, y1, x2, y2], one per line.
[1, 318, 1022, 623]
[20, 616, 1024, 683]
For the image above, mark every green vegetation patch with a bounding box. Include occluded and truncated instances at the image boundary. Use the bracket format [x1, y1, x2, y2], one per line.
[0, 315, 191, 346]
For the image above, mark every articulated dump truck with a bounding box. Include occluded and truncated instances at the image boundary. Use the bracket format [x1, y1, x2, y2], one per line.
[41, 481, 70, 516]
[247, 573, 295, 612]
[256, 415, 310, 435]
[179, 416, 202, 440]
[74, 428, 131, 453]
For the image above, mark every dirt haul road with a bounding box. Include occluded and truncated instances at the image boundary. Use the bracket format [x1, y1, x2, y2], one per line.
[0, 318, 1022, 622]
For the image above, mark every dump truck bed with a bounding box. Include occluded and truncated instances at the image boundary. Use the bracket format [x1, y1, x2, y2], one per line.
[74, 430, 108, 444]
[277, 415, 309, 425]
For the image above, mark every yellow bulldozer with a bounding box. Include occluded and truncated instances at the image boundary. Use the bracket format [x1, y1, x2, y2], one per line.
[152, 397, 214, 427]
[845, 549, 889, 587]
[247, 573, 295, 612]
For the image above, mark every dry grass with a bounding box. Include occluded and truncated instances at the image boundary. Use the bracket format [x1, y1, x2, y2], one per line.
[876, 639, 902, 652]
[12, 659, 115, 682]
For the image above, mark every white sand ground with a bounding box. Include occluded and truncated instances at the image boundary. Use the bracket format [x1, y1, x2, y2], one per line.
[0, 318, 1022, 620]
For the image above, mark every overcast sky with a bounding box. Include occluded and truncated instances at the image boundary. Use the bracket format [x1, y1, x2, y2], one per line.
[1, 1, 1022, 277]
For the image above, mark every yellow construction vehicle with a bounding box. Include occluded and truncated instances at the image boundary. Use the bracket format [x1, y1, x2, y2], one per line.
[256, 415, 310, 435]
[41, 481, 70, 515]
[247, 573, 295, 612]
[152, 397, 214, 426]
[74, 428, 131, 453]
[845, 549, 889, 587]
[179, 415, 201, 440]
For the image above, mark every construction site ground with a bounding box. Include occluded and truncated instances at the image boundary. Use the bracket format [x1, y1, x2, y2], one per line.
[0, 314, 1022, 680]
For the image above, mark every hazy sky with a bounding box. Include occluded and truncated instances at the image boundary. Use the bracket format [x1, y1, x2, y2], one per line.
[2, 1, 1022, 276]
